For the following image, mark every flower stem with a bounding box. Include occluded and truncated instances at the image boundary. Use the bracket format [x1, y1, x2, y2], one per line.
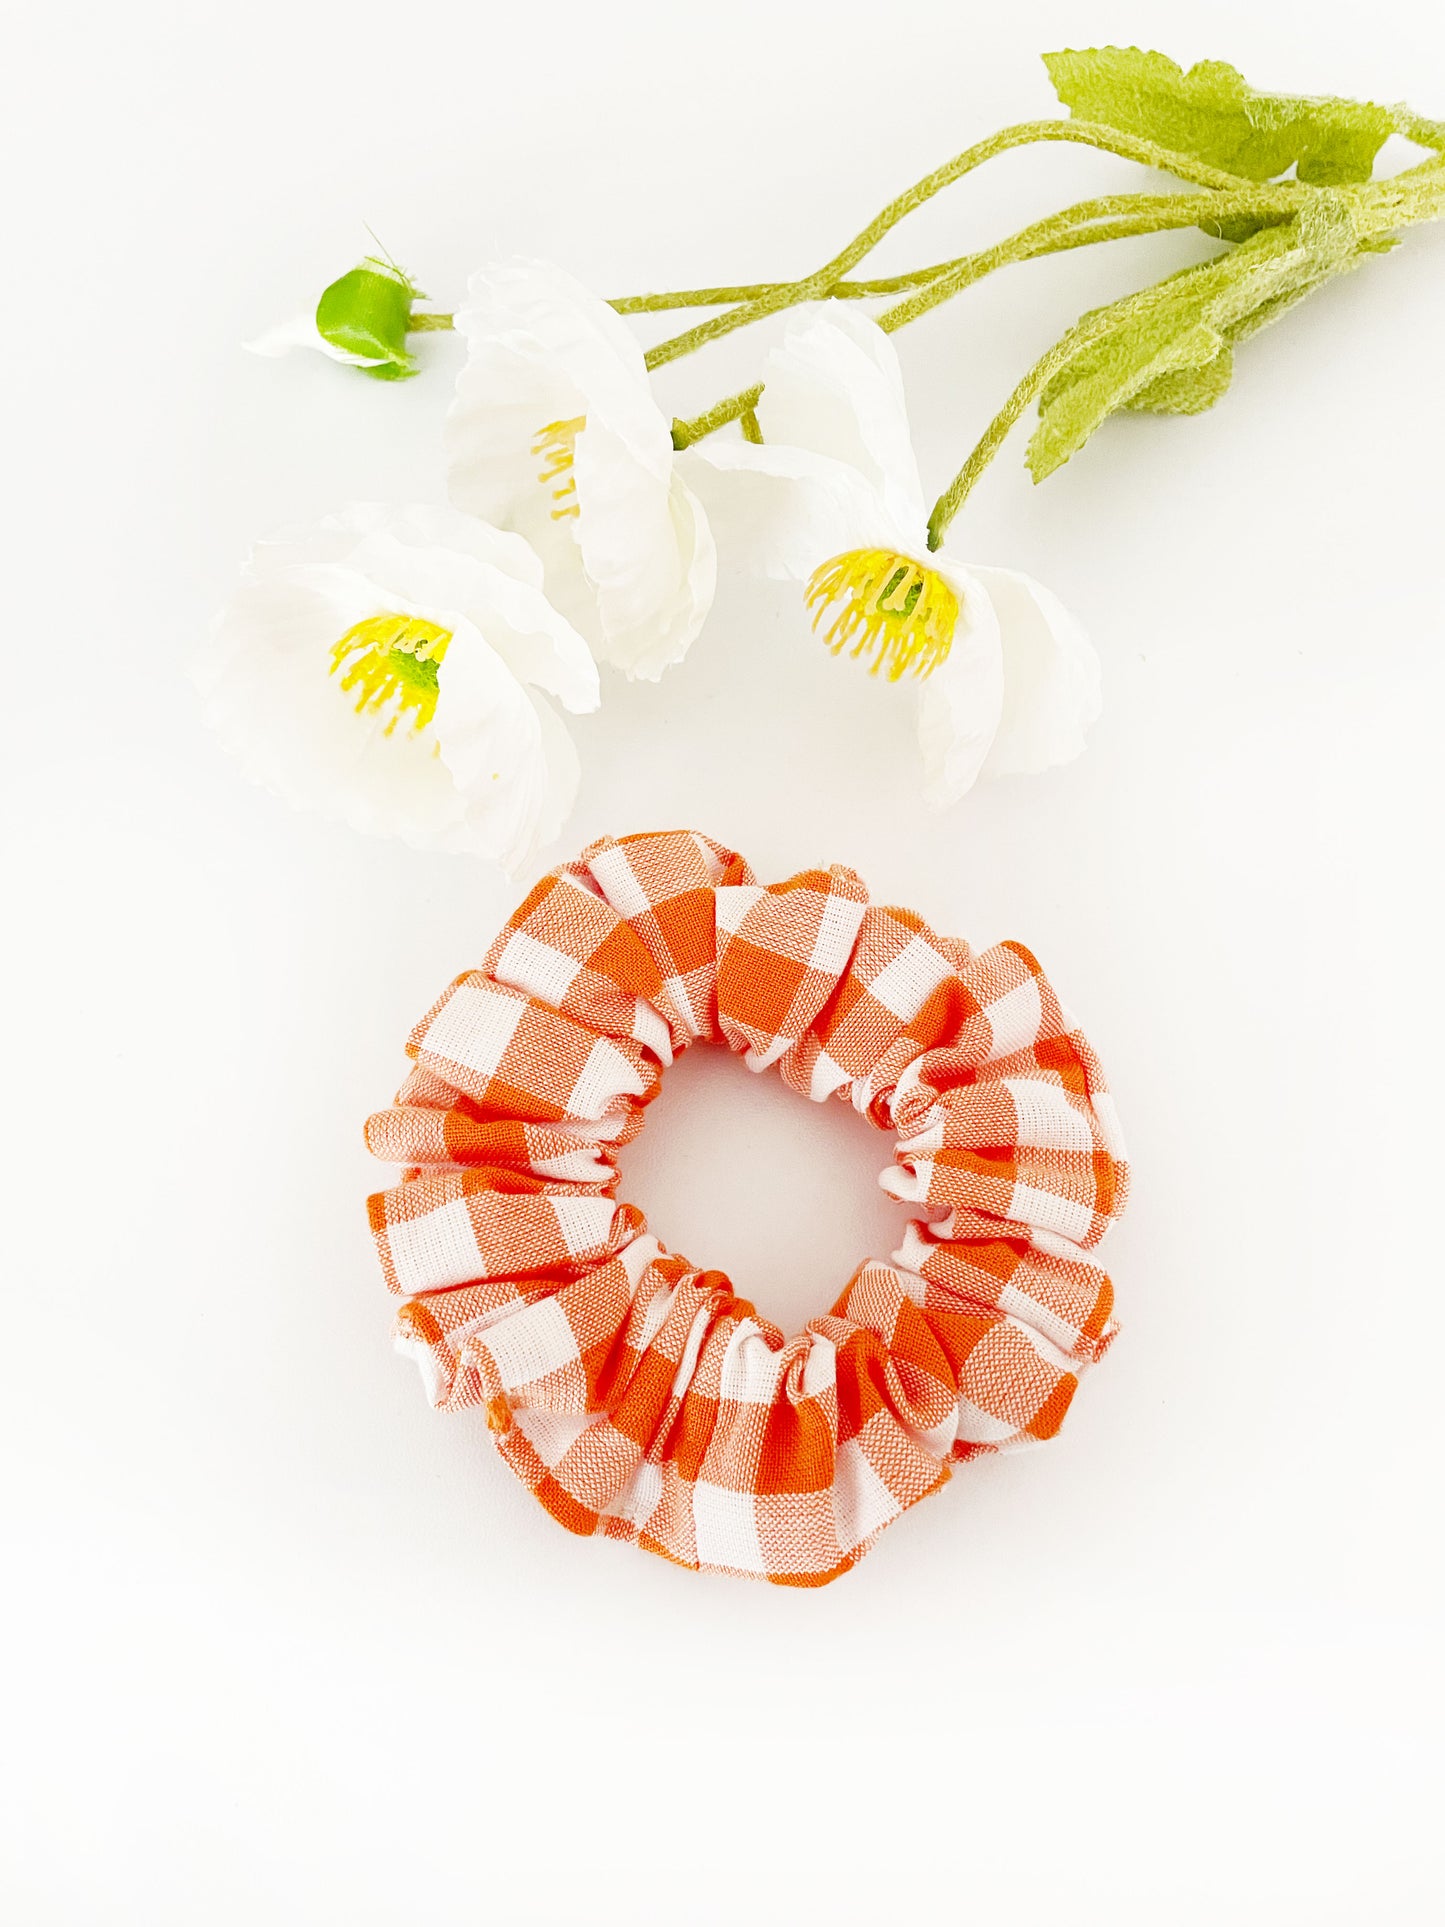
[923, 151, 1445, 549]
[640, 118, 1265, 377]
[615, 268, 955, 310]
[407, 261, 970, 336]
[668, 185, 1304, 448]
[678, 383, 765, 444]
[875, 187, 1301, 331]
[924, 331, 1097, 552]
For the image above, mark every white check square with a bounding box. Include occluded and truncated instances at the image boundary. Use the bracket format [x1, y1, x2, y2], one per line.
[483, 1296, 580, 1388]
[386, 1196, 481, 1295]
[868, 937, 953, 1020]
[494, 931, 584, 1009]
[423, 981, 525, 1081]
[692, 1481, 767, 1573]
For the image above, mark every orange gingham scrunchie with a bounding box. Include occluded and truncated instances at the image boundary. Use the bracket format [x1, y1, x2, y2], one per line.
[365, 830, 1130, 1586]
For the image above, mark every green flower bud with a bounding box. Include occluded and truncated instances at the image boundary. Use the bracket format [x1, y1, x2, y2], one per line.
[315, 258, 420, 381]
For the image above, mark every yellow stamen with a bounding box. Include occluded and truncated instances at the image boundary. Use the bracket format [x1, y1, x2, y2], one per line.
[329, 614, 452, 736]
[805, 547, 960, 681]
[531, 415, 586, 520]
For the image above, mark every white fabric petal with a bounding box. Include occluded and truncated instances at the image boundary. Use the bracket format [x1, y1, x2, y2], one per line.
[464, 258, 669, 475]
[352, 504, 547, 588]
[249, 504, 539, 584]
[966, 566, 1102, 776]
[754, 305, 928, 538]
[345, 537, 599, 717]
[446, 258, 713, 680]
[528, 694, 584, 852]
[199, 567, 472, 847]
[466, 574, 602, 713]
[585, 469, 717, 680]
[197, 505, 589, 867]
[429, 621, 560, 868]
[243, 314, 386, 368]
[573, 415, 681, 637]
[683, 441, 900, 582]
[915, 570, 1006, 807]
[447, 256, 672, 524]
[252, 504, 597, 716]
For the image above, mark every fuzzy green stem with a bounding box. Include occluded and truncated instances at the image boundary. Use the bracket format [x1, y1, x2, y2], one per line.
[405, 259, 968, 337]
[925, 335, 1092, 551]
[640, 118, 1266, 377]
[924, 153, 1445, 548]
[1394, 110, 1445, 152]
[614, 268, 954, 310]
[668, 184, 1304, 449]
[877, 185, 1302, 331]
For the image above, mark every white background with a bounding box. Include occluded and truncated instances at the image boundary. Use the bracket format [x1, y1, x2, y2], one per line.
[6, 2, 1443, 1921]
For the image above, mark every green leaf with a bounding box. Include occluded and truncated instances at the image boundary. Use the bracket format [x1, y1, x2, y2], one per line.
[315, 259, 419, 381]
[1125, 348, 1236, 416]
[1043, 46, 1398, 185]
[1028, 194, 1367, 473]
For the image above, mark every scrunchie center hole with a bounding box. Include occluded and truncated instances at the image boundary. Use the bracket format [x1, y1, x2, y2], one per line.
[615, 1041, 909, 1336]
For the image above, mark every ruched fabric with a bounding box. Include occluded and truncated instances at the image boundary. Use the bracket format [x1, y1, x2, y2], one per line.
[365, 830, 1129, 1585]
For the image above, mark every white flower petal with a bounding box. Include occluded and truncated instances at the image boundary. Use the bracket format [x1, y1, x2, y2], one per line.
[245, 503, 597, 716]
[755, 304, 928, 537]
[197, 505, 589, 868]
[471, 259, 667, 471]
[244, 314, 387, 368]
[529, 694, 584, 852]
[200, 569, 471, 847]
[472, 576, 602, 713]
[573, 415, 680, 634]
[347, 542, 599, 718]
[585, 469, 718, 681]
[246, 504, 394, 574]
[447, 257, 670, 521]
[352, 503, 548, 589]
[447, 355, 585, 536]
[674, 474, 720, 656]
[915, 571, 1006, 806]
[430, 621, 559, 863]
[248, 504, 539, 583]
[966, 566, 1102, 776]
[683, 441, 897, 581]
[446, 258, 713, 679]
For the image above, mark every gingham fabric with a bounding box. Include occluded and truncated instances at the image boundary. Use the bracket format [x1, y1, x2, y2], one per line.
[365, 830, 1129, 1586]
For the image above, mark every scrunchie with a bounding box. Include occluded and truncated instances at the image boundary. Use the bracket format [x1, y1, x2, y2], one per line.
[365, 830, 1129, 1585]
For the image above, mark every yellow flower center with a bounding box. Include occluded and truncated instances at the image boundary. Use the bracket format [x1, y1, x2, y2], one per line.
[531, 415, 586, 520]
[329, 614, 452, 736]
[805, 547, 960, 681]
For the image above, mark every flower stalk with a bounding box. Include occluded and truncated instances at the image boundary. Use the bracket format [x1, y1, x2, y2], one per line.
[394, 85, 1445, 536]
[924, 149, 1445, 547]
[667, 185, 1309, 449]
[408, 262, 966, 332]
[639, 118, 1264, 373]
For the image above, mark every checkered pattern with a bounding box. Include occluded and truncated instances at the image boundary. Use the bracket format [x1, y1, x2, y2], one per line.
[365, 830, 1129, 1585]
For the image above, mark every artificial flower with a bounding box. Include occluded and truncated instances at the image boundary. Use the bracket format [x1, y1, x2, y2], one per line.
[197, 503, 599, 868]
[446, 258, 716, 681]
[691, 305, 1101, 804]
[246, 259, 419, 379]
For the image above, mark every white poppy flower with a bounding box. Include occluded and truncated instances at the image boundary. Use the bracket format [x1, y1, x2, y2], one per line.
[689, 305, 1101, 804]
[197, 504, 600, 869]
[445, 258, 716, 681]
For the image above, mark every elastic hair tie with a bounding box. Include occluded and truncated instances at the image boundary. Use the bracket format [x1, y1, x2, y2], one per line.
[364, 830, 1129, 1585]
